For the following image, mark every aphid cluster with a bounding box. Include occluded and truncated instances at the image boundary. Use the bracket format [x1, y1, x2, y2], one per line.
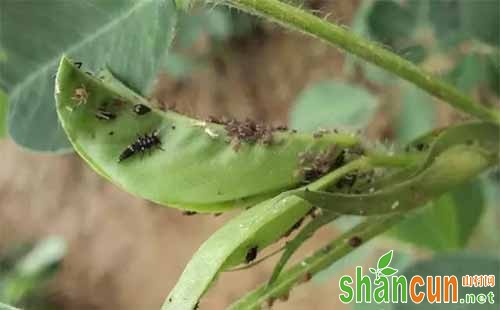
[118, 130, 163, 162]
[297, 147, 337, 184]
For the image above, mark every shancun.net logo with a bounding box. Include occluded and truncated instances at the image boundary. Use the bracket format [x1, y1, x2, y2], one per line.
[339, 250, 496, 305]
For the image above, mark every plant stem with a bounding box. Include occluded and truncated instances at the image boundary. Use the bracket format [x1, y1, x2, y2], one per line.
[229, 213, 404, 309]
[219, 0, 500, 123]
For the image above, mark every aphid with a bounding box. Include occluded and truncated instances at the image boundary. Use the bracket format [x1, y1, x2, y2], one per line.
[108, 131, 115, 136]
[301, 272, 312, 283]
[74, 61, 82, 68]
[245, 246, 258, 263]
[336, 173, 357, 190]
[118, 130, 163, 162]
[279, 292, 290, 302]
[71, 85, 89, 106]
[347, 236, 363, 247]
[133, 103, 152, 115]
[95, 109, 116, 120]
[266, 297, 276, 308]
[415, 143, 427, 151]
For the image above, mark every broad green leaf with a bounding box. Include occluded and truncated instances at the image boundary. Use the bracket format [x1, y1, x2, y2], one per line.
[290, 81, 377, 132]
[393, 180, 485, 251]
[461, 1, 500, 47]
[397, 85, 436, 144]
[56, 57, 360, 210]
[0, 89, 7, 138]
[429, 0, 465, 48]
[377, 250, 393, 269]
[367, 0, 417, 46]
[449, 54, 487, 93]
[163, 194, 313, 310]
[0, 0, 177, 152]
[397, 254, 500, 309]
[174, 8, 232, 49]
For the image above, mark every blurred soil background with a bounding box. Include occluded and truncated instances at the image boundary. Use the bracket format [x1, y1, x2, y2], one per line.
[1, 1, 362, 309]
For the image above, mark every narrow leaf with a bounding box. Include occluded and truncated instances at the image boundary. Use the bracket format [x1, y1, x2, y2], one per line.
[268, 211, 339, 285]
[163, 194, 312, 310]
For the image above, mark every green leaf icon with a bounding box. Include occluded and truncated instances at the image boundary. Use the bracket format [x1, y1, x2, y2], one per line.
[377, 250, 393, 269]
[369, 267, 377, 274]
[380, 267, 398, 276]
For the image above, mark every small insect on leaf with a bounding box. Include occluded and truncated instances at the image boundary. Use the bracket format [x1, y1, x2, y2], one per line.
[133, 103, 152, 115]
[95, 107, 116, 120]
[347, 236, 362, 247]
[118, 130, 163, 162]
[71, 85, 89, 106]
[245, 246, 258, 263]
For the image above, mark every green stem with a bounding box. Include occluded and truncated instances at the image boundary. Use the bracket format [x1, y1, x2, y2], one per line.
[219, 0, 500, 123]
[229, 213, 404, 309]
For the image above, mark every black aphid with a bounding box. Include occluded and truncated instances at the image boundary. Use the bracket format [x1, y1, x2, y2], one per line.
[118, 130, 163, 162]
[133, 104, 152, 115]
[348, 236, 363, 247]
[245, 246, 258, 263]
[74, 61, 82, 68]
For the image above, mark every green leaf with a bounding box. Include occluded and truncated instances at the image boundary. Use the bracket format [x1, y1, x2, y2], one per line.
[369, 267, 377, 274]
[393, 180, 485, 251]
[461, 1, 500, 46]
[397, 85, 436, 144]
[377, 250, 393, 269]
[268, 211, 339, 285]
[0, 89, 7, 138]
[55, 57, 360, 211]
[429, 0, 465, 48]
[367, 0, 417, 46]
[396, 254, 500, 310]
[0, 0, 177, 152]
[290, 81, 377, 132]
[163, 194, 313, 310]
[449, 54, 487, 93]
